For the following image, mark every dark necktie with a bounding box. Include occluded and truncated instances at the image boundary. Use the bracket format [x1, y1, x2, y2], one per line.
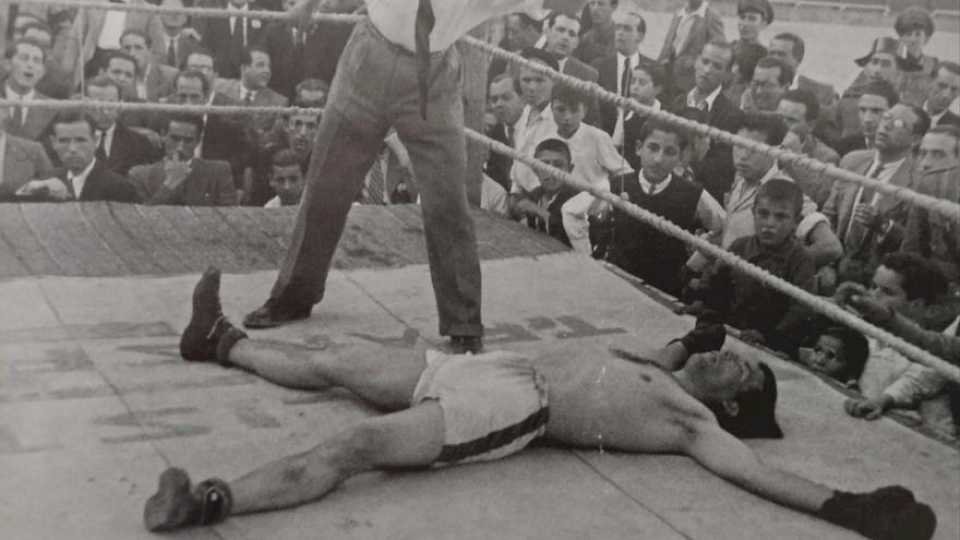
[167, 37, 177, 66]
[620, 56, 631, 97]
[96, 130, 108, 161]
[414, 0, 435, 120]
[844, 162, 886, 249]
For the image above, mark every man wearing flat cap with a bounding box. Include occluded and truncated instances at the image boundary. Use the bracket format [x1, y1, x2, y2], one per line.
[836, 36, 920, 140]
[725, 0, 772, 105]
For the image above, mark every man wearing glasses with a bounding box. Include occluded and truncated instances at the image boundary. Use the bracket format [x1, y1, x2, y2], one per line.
[823, 103, 930, 285]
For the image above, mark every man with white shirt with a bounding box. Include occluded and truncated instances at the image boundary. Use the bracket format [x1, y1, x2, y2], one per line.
[242, 0, 592, 359]
[514, 85, 632, 254]
[658, 0, 724, 100]
[509, 49, 560, 196]
[484, 73, 526, 192]
[80, 75, 161, 176]
[671, 40, 742, 202]
[590, 7, 653, 142]
[194, 0, 271, 79]
[824, 103, 929, 285]
[3, 38, 56, 141]
[46, 111, 138, 202]
[158, 0, 202, 69]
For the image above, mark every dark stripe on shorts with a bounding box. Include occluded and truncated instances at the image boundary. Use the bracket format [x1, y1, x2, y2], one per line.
[436, 406, 550, 463]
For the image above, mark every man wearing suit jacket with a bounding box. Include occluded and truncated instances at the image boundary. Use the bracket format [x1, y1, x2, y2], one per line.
[0, 115, 55, 201]
[129, 114, 237, 206]
[823, 103, 929, 285]
[79, 76, 162, 176]
[262, 0, 326, 100]
[923, 62, 960, 129]
[484, 73, 526, 192]
[590, 8, 654, 143]
[657, 0, 725, 100]
[3, 39, 57, 141]
[672, 40, 742, 202]
[902, 126, 960, 283]
[120, 29, 180, 102]
[540, 11, 599, 125]
[767, 32, 840, 146]
[213, 45, 288, 139]
[192, 0, 272, 79]
[158, 0, 203, 69]
[73, 0, 167, 81]
[43, 111, 139, 202]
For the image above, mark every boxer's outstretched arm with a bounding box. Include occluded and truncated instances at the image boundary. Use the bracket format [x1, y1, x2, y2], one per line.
[681, 419, 831, 513]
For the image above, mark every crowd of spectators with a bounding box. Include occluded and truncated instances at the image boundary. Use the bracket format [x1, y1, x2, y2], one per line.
[0, 1, 959, 437]
[0, 0, 351, 208]
[479, 0, 960, 439]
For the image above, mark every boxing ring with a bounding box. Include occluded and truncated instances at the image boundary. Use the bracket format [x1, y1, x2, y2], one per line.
[0, 1, 958, 538]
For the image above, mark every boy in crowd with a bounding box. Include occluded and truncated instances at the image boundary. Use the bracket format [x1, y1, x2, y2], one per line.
[836, 253, 949, 425]
[514, 85, 632, 254]
[622, 62, 666, 172]
[688, 179, 815, 354]
[508, 138, 580, 247]
[608, 120, 725, 297]
[798, 326, 869, 388]
[264, 149, 306, 208]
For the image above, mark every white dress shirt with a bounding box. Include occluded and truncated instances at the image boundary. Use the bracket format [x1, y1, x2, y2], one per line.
[229, 4, 250, 46]
[5, 85, 36, 125]
[637, 170, 726, 234]
[98, 0, 130, 49]
[510, 103, 557, 192]
[367, 0, 543, 52]
[686, 83, 722, 112]
[68, 158, 98, 199]
[100, 124, 117, 158]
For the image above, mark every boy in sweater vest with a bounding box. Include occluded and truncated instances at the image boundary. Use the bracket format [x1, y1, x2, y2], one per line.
[608, 119, 725, 296]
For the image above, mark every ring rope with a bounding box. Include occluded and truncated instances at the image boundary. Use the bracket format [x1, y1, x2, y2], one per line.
[17, 0, 960, 226]
[14, 94, 960, 383]
[462, 126, 960, 385]
[14, 0, 363, 22]
[462, 35, 960, 226]
[0, 98, 322, 116]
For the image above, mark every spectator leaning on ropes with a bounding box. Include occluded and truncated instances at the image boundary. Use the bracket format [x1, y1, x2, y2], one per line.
[835, 253, 949, 428]
[687, 179, 816, 355]
[798, 326, 870, 389]
[507, 138, 580, 247]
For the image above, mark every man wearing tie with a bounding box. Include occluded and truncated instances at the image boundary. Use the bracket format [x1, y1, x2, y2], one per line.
[591, 7, 653, 144]
[3, 39, 57, 141]
[22, 111, 139, 202]
[241, 0, 591, 357]
[824, 103, 929, 285]
[194, 0, 271, 79]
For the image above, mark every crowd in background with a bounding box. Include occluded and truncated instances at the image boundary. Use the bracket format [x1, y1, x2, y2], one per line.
[0, 0, 959, 438]
[478, 0, 960, 440]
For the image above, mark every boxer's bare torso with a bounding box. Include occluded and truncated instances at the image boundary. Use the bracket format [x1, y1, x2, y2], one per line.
[529, 352, 719, 453]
